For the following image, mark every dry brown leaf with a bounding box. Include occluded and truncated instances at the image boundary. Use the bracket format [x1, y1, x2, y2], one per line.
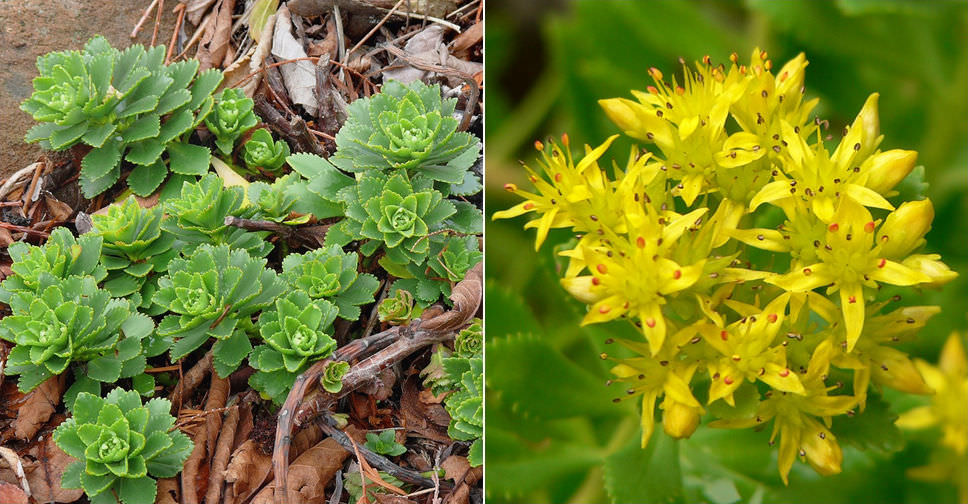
[0, 227, 14, 248]
[271, 6, 319, 115]
[400, 376, 451, 443]
[286, 437, 349, 503]
[185, 0, 218, 25]
[249, 484, 275, 504]
[383, 25, 446, 84]
[0, 447, 29, 497]
[222, 440, 272, 504]
[441, 455, 481, 504]
[197, 0, 236, 71]
[181, 374, 229, 503]
[449, 21, 482, 58]
[156, 477, 180, 504]
[221, 46, 256, 91]
[204, 406, 239, 504]
[23, 437, 83, 503]
[43, 195, 73, 222]
[0, 482, 28, 504]
[13, 373, 65, 440]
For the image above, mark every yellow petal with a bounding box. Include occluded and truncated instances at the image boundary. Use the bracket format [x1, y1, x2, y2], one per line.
[640, 302, 667, 356]
[663, 207, 709, 244]
[560, 276, 604, 304]
[767, 263, 834, 292]
[679, 173, 705, 206]
[581, 294, 627, 325]
[707, 364, 743, 406]
[902, 254, 958, 286]
[868, 259, 931, 286]
[640, 392, 658, 449]
[574, 135, 619, 174]
[679, 115, 700, 140]
[801, 420, 843, 477]
[939, 332, 968, 377]
[870, 345, 932, 395]
[895, 405, 939, 430]
[524, 206, 559, 251]
[657, 259, 704, 295]
[846, 183, 894, 211]
[491, 200, 536, 220]
[760, 362, 806, 395]
[662, 400, 701, 439]
[811, 196, 837, 223]
[730, 228, 789, 252]
[777, 424, 799, 485]
[750, 180, 791, 212]
[840, 282, 865, 352]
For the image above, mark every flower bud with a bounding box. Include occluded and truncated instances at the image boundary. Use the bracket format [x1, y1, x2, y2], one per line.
[662, 400, 701, 439]
[864, 149, 917, 194]
[801, 422, 843, 477]
[599, 98, 641, 136]
[902, 254, 959, 286]
[879, 199, 933, 259]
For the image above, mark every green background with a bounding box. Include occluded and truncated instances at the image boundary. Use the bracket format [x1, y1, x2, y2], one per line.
[484, 1, 968, 503]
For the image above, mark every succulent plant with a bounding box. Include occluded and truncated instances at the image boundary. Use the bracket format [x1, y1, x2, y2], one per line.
[280, 153, 355, 219]
[321, 361, 350, 393]
[0, 275, 154, 392]
[328, 171, 455, 266]
[377, 288, 422, 325]
[364, 429, 407, 457]
[331, 80, 480, 189]
[442, 356, 482, 466]
[152, 244, 286, 377]
[454, 318, 482, 358]
[246, 175, 311, 225]
[204, 88, 258, 155]
[54, 388, 193, 504]
[248, 290, 338, 403]
[21, 36, 222, 197]
[162, 173, 273, 257]
[0, 226, 106, 303]
[91, 196, 178, 311]
[242, 128, 289, 174]
[429, 235, 482, 283]
[280, 244, 380, 320]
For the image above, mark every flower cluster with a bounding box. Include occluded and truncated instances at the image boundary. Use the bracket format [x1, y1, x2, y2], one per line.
[496, 49, 956, 483]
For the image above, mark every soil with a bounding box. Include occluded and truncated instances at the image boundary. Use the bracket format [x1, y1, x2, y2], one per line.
[0, 0, 178, 178]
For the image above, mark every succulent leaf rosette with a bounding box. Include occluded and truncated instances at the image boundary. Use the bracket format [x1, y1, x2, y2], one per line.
[162, 173, 273, 257]
[54, 389, 193, 504]
[0, 226, 106, 303]
[442, 356, 483, 467]
[430, 236, 482, 283]
[21, 36, 222, 197]
[321, 361, 350, 393]
[243, 128, 290, 174]
[329, 171, 455, 266]
[153, 244, 286, 377]
[281, 244, 380, 320]
[0, 275, 153, 392]
[246, 175, 311, 225]
[204, 87, 258, 155]
[378, 288, 422, 325]
[92, 196, 178, 310]
[497, 48, 957, 483]
[331, 79, 481, 188]
[454, 318, 483, 358]
[248, 290, 338, 403]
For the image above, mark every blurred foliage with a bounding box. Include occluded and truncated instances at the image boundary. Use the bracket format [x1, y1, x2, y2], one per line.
[485, 0, 968, 502]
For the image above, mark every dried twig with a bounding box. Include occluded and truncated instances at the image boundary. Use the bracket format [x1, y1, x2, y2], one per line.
[166, 2, 187, 64]
[346, 0, 405, 59]
[151, 0, 166, 47]
[169, 350, 214, 412]
[0, 163, 41, 201]
[131, 0, 161, 38]
[318, 413, 452, 489]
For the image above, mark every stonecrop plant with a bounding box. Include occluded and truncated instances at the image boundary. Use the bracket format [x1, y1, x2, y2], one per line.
[496, 49, 957, 483]
[21, 36, 222, 197]
[54, 389, 193, 504]
[331, 79, 481, 191]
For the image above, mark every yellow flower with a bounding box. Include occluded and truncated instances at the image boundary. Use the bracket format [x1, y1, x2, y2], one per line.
[492, 134, 621, 250]
[897, 333, 968, 454]
[749, 94, 917, 222]
[609, 332, 703, 448]
[699, 293, 807, 406]
[710, 339, 856, 484]
[896, 333, 968, 503]
[767, 199, 933, 351]
[560, 202, 707, 355]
